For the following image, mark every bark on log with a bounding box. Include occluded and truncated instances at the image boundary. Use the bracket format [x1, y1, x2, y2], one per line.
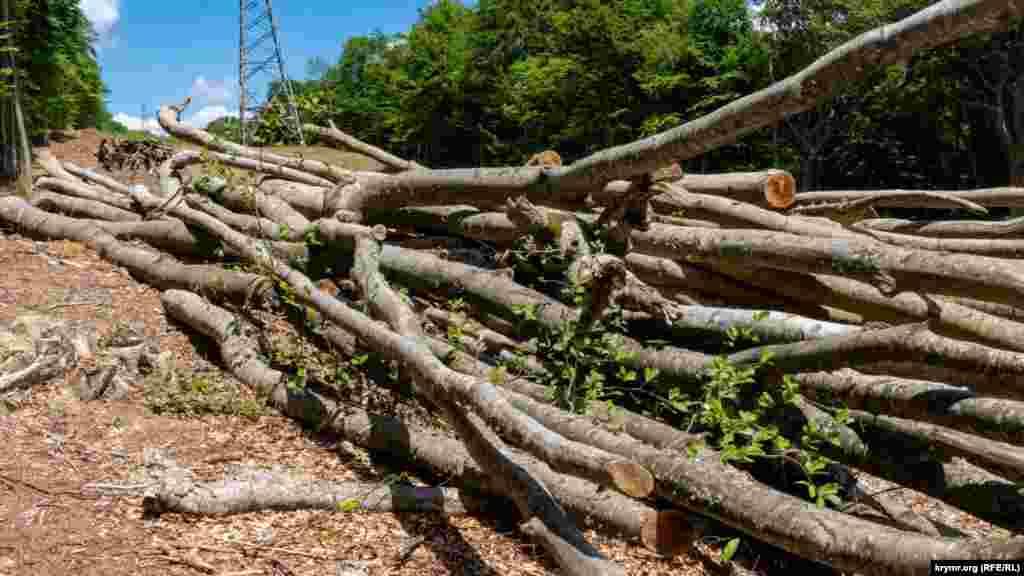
[844, 409, 1024, 482]
[675, 171, 796, 208]
[423, 305, 523, 354]
[624, 253, 847, 321]
[944, 296, 1024, 324]
[367, 205, 527, 245]
[304, 121, 423, 173]
[790, 191, 988, 216]
[35, 176, 136, 211]
[63, 161, 136, 197]
[635, 303, 857, 345]
[649, 213, 722, 228]
[856, 228, 1024, 258]
[144, 464, 476, 516]
[156, 107, 352, 184]
[857, 361, 1024, 407]
[794, 187, 1024, 209]
[724, 323, 1024, 401]
[706, 261, 1024, 353]
[167, 150, 334, 188]
[185, 193, 305, 242]
[0, 197, 274, 305]
[35, 149, 86, 185]
[855, 215, 1024, 238]
[796, 369, 1024, 446]
[472, 367, 1024, 575]
[31, 191, 141, 222]
[630, 223, 1024, 305]
[649, 185, 1024, 257]
[162, 172, 311, 235]
[314, 219, 653, 501]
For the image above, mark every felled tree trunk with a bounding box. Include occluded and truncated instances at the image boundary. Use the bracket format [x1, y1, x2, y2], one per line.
[143, 462, 477, 516]
[796, 369, 1024, 446]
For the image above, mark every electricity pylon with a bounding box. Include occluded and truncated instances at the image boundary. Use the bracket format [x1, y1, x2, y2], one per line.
[238, 0, 304, 146]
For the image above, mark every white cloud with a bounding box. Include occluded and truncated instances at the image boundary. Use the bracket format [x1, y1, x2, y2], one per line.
[111, 112, 166, 136]
[184, 105, 239, 129]
[80, 0, 120, 45]
[191, 76, 234, 106]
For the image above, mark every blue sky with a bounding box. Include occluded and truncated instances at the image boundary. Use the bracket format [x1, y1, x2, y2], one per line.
[80, 0, 438, 134]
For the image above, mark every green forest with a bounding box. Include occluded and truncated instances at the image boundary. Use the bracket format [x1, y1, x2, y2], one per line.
[234, 0, 1024, 196]
[0, 0, 127, 140]
[5, 0, 1024, 194]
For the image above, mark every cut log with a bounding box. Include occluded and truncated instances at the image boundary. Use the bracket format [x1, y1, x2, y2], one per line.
[796, 369, 1024, 446]
[676, 170, 796, 208]
[0, 196, 274, 305]
[844, 409, 1024, 482]
[854, 215, 1024, 238]
[143, 462, 476, 516]
[794, 188, 1024, 209]
[705, 261, 1024, 354]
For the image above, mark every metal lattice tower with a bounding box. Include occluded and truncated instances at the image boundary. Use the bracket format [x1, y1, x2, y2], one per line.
[238, 0, 304, 146]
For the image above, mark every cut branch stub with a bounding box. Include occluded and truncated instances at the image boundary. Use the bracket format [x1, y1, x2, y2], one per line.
[506, 195, 557, 241]
[597, 163, 683, 232]
[641, 510, 698, 557]
[570, 254, 629, 324]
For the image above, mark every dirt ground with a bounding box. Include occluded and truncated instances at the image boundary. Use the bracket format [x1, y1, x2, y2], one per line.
[0, 131, 713, 576]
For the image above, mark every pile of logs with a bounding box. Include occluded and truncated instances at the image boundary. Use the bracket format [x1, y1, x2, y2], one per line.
[4, 2, 1024, 575]
[96, 136, 176, 173]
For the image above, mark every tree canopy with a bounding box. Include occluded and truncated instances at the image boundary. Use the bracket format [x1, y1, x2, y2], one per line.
[4, 0, 124, 138]
[239, 0, 1022, 194]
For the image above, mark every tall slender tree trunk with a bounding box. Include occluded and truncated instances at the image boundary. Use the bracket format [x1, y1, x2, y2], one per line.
[1, 0, 31, 194]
